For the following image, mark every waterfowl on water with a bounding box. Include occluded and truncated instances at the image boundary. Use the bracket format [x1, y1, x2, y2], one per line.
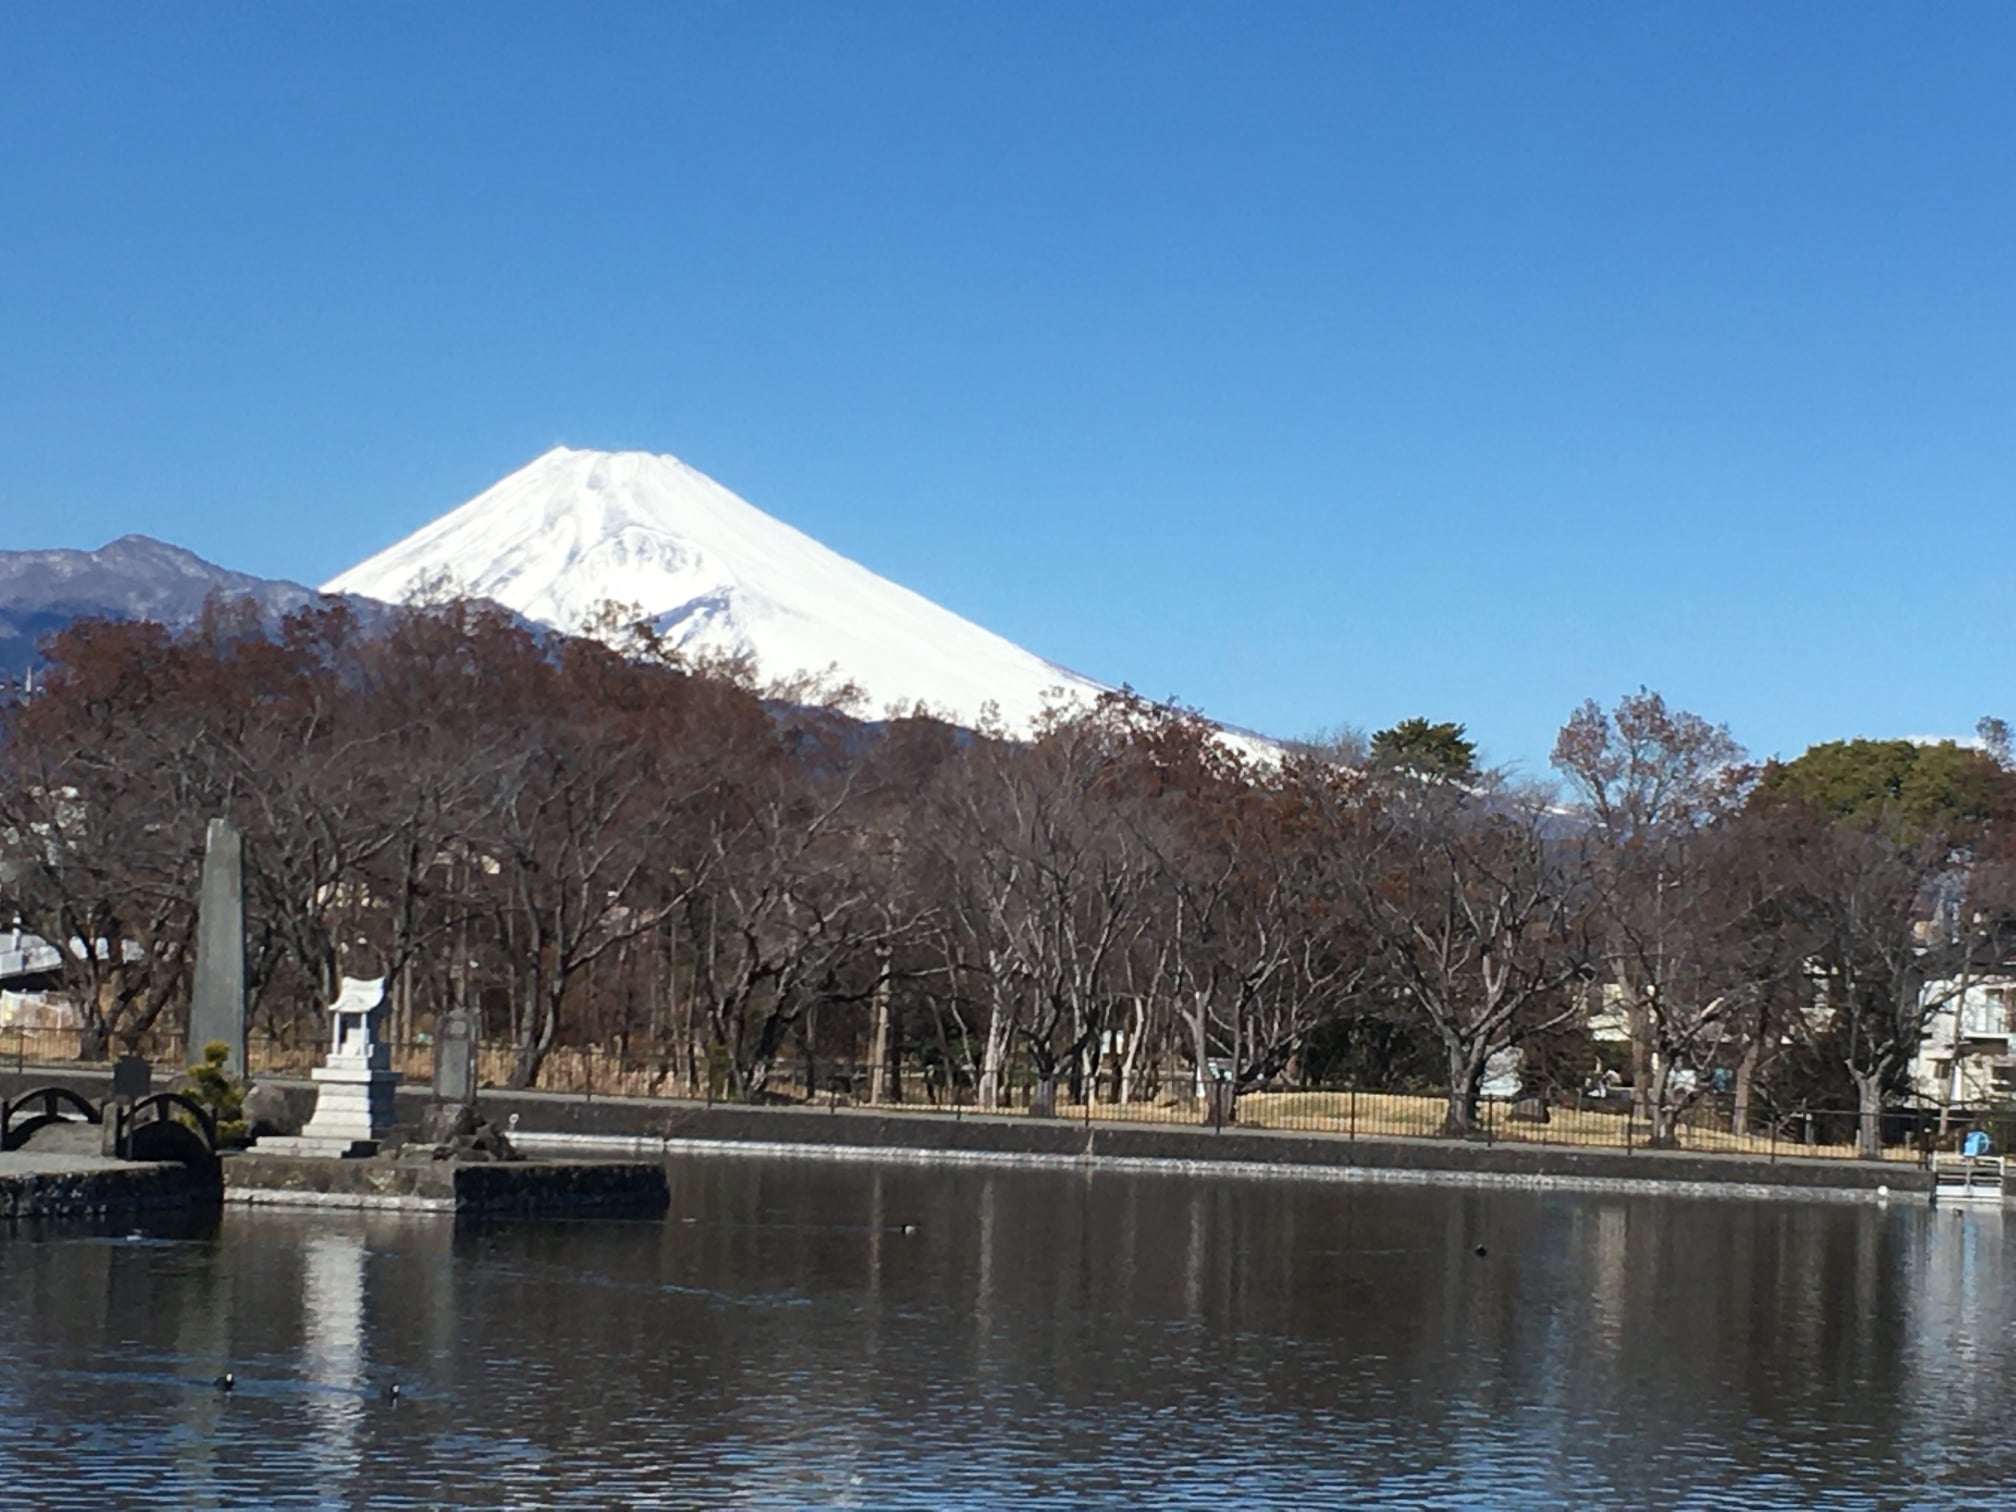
[213, 1372, 235, 1392]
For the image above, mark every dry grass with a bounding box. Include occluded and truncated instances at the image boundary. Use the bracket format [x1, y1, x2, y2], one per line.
[991, 1088, 1921, 1164]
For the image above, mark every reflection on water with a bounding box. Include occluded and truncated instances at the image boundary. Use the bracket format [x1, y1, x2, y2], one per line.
[302, 1230, 368, 1489]
[0, 1165, 2012, 1507]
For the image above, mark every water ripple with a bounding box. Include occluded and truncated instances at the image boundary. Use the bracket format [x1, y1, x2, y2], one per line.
[0, 1171, 2009, 1507]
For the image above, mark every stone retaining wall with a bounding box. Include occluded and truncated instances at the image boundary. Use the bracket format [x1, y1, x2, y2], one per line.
[0, 1159, 214, 1219]
[451, 1160, 670, 1216]
[225, 1153, 459, 1211]
[223, 1152, 670, 1215]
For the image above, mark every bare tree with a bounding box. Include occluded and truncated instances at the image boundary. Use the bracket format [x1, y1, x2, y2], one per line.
[932, 701, 1156, 1111]
[486, 639, 749, 1088]
[1786, 811, 2006, 1157]
[1346, 781, 1592, 1136]
[1136, 734, 1371, 1110]
[1552, 689, 1751, 1143]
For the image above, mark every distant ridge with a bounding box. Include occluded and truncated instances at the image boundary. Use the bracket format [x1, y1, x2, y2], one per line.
[0, 535, 333, 671]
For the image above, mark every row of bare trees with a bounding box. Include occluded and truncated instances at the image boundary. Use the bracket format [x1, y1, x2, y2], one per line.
[2, 602, 2012, 1150]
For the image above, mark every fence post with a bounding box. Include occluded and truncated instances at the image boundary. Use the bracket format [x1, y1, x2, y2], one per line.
[1349, 1086, 1357, 1142]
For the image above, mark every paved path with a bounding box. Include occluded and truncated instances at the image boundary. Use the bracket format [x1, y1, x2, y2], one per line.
[0, 1150, 131, 1176]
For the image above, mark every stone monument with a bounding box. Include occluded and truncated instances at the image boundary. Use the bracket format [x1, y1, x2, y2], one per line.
[433, 1005, 478, 1110]
[189, 818, 247, 1077]
[258, 977, 400, 1158]
[412, 1004, 517, 1160]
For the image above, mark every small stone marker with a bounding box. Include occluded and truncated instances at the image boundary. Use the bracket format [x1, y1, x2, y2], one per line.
[433, 1006, 477, 1108]
[1202, 1059, 1238, 1127]
[111, 1055, 151, 1104]
[189, 818, 247, 1077]
[1205, 1077, 1238, 1127]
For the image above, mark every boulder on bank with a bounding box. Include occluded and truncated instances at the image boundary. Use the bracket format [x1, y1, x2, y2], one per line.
[242, 1082, 307, 1139]
[411, 1103, 520, 1163]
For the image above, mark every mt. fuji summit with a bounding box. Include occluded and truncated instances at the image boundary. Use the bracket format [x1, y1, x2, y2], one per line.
[323, 447, 1110, 731]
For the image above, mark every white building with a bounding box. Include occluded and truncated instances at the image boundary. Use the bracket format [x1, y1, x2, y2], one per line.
[0, 927, 63, 984]
[1909, 975, 2016, 1107]
[0, 926, 71, 1028]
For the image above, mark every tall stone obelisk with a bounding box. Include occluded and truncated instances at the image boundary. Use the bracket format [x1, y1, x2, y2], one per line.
[189, 818, 247, 1076]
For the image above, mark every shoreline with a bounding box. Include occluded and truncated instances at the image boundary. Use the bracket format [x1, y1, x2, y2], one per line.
[1, 1063, 1941, 1208]
[220, 1152, 670, 1215]
[513, 1129, 1927, 1205]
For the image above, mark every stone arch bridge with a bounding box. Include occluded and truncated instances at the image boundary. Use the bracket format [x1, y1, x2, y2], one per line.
[0, 1086, 219, 1168]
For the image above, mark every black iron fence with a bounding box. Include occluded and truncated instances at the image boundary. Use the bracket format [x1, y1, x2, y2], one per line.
[1, 1022, 1963, 1165]
[782, 1068, 1944, 1166]
[1, 1025, 704, 1098]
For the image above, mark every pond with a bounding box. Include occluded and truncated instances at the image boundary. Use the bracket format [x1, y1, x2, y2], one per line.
[0, 1158, 2008, 1507]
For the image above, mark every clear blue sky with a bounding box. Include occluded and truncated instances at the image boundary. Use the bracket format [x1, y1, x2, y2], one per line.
[3, 2, 2011, 772]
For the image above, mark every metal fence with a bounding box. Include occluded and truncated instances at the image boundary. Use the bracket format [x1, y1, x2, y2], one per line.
[0, 1023, 1959, 1165]
[797, 1073, 1942, 1166]
[0, 1025, 702, 1100]
[3, 1024, 190, 1073]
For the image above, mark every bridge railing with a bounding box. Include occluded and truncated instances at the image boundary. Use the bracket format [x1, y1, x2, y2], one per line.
[0, 1085, 104, 1151]
[111, 1092, 217, 1158]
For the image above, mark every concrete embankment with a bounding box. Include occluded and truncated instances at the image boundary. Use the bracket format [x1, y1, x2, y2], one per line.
[0, 1151, 216, 1219]
[0, 1065, 1933, 1203]
[223, 1152, 670, 1215]
[511, 1100, 1931, 1203]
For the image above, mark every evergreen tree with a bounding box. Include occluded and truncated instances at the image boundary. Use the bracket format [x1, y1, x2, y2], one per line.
[1369, 718, 1477, 781]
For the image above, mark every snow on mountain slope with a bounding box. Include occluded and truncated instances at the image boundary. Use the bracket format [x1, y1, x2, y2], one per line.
[323, 447, 1111, 731]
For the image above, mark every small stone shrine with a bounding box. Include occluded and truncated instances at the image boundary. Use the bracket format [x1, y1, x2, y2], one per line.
[258, 977, 401, 1158]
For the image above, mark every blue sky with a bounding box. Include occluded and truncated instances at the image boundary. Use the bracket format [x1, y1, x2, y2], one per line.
[3, 3, 2011, 772]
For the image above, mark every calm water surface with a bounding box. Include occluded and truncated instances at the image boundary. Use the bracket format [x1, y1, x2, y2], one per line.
[0, 1158, 2012, 1508]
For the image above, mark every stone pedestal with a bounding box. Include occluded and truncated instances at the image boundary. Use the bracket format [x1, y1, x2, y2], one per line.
[258, 977, 400, 1160]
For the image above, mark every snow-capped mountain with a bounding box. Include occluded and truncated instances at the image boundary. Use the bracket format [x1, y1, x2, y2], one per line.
[324, 447, 1112, 731]
[0, 535, 336, 672]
